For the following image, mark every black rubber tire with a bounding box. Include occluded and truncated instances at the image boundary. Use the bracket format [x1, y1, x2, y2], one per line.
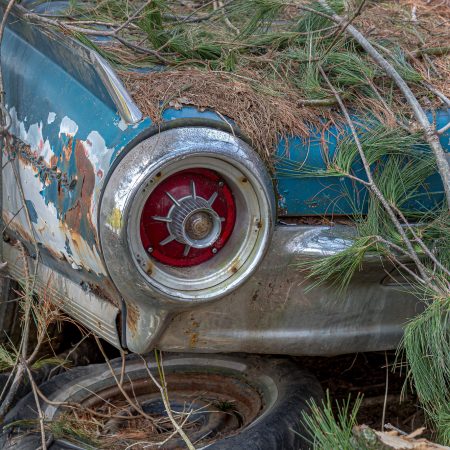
[1, 353, 322, 450]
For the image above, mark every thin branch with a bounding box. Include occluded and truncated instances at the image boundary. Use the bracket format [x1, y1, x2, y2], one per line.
[140, 354, 196, 450]
[318, 0, 450, 209]
[214, 0, 239, 35]
[381, 351, 389, 430]
[391, 205, 450, 278]
[410, 46, 450, 58]
[423, 82, 450, 108]
[320, 0, 367, 60]
[437, 121, 450, 135]
[113, 36, 172, 64]
[0, 0, 16, 131]
[23, 360, 47, 450]
[94, 335, 158, 424]
[114, 0, 153, 34]
[318, 65, 431, 285]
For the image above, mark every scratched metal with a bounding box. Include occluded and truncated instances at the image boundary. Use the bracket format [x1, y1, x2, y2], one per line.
[1, 5, 150, 278]
[4, 240, 121, 347]
[157, 225, 425, 356]
[0, 1, 448, 357]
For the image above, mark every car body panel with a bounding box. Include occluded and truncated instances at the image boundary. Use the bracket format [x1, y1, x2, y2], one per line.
[0, 2, 447, 355]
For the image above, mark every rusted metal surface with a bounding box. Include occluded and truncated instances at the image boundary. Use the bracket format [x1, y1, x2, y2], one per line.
[157, 225, 424, 356]
[1, 6, 150, 280]
[0, 1, 443, 358]
[3, 240, 121, 347]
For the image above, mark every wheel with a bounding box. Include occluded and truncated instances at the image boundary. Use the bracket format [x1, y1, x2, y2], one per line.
[1, 353, 322, 449]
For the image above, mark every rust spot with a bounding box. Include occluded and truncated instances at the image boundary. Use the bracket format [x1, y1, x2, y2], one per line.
[146, 260, 153, 275]
[63, 137, 73, 162]
[156, 171, 162, 178]
[257, 220, 262, 229]
[189, 332, 198, 348]
[2, 211, 36, 250]
[64, 140, 96, 242]
[241, 177, 248, 183]
[88, 282, 119, 306]
[231, 266, 238, 274]
[126, 302, 140, 336]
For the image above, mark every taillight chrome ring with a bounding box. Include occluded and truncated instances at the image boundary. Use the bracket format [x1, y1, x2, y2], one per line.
[100, 127, 275, 306]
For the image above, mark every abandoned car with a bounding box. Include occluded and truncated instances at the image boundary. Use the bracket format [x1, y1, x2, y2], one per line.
[0, 0, 449, 448]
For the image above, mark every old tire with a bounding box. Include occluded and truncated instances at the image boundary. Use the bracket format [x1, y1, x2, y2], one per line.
[1, 353, 322, 449]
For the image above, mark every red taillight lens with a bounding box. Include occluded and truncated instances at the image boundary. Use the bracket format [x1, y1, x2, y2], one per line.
[140, 169, 236, 267]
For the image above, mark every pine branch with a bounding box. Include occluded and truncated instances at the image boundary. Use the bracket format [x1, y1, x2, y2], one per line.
[317, 0, 450, 210]
[318, 65, 435, 290]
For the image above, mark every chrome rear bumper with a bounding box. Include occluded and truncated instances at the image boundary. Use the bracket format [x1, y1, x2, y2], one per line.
[157, 224, 422, 356]
[3, 224, 421, 356]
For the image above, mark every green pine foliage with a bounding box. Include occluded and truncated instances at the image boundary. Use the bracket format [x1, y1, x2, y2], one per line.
[300, 391, 363, 449]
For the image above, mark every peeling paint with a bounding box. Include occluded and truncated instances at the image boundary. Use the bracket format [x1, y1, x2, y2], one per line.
[4, 111, 107, 275]
[117, 118, 128, 131]
[9, 107, 55, 164]
[47, 112, 56, 124]
[59, 116, 78, 137]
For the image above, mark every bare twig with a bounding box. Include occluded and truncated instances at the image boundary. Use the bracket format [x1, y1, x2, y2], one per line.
[381, 352, 389, 431]
[391, 205, 450, 279]
[0, 0, 17, 269]
[140, 353, 196, 450]
[114, 36, 172, 64]
[214, 0, 239, 35]
[94, 335, 158, 423]
[423, 82, 450, 107]
[0, 0, 16, 127]
[320, 0, 367, 60]
[23, 360, 47, 450]
[114, 0, 153, 34]
[437, 121, 450, 135]
[410, 46, 450, 58]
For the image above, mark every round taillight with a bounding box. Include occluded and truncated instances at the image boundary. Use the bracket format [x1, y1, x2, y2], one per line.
[100, 127, 275, 319]
[140, 169, 236, 267]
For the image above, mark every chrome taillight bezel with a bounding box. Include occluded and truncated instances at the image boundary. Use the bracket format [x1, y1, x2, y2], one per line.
[99, 127, 275, 307]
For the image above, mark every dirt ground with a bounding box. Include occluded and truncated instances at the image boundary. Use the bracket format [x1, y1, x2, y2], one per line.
[298, 351, 427, 436]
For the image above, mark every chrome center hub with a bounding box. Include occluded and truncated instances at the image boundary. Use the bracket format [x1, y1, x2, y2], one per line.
[170, 196, 222, 248]
[151, 180, 224, 257]
[185, 211, 214, 240]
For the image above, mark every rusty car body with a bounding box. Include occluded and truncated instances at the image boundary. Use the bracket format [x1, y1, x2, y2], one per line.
[1, 0, 449, 357]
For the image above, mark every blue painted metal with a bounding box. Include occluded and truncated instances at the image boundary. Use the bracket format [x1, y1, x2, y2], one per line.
[2, 1, 449, 273]
[275, 109, 450, 215]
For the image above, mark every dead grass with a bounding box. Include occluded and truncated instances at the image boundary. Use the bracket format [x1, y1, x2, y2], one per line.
[121, 68, 334, 162]
[114, 0, 449, 158]
[357, 0, 450, 96]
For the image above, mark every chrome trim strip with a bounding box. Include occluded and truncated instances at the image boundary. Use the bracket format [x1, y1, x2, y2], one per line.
[90, 52, 143, 124]
[4, 242, 121, 348]
[157, 224, 422, 356]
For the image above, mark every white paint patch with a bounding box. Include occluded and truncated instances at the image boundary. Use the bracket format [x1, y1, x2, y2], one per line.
[81, 130, 116, 225]
[8, 107, 55, 164]
[47, 112, 56, 124]
[59, 116, 78, 137]
[8, 161, 106, 275]
[81, 131, 113, 176]
[117, 118, 128, 131]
